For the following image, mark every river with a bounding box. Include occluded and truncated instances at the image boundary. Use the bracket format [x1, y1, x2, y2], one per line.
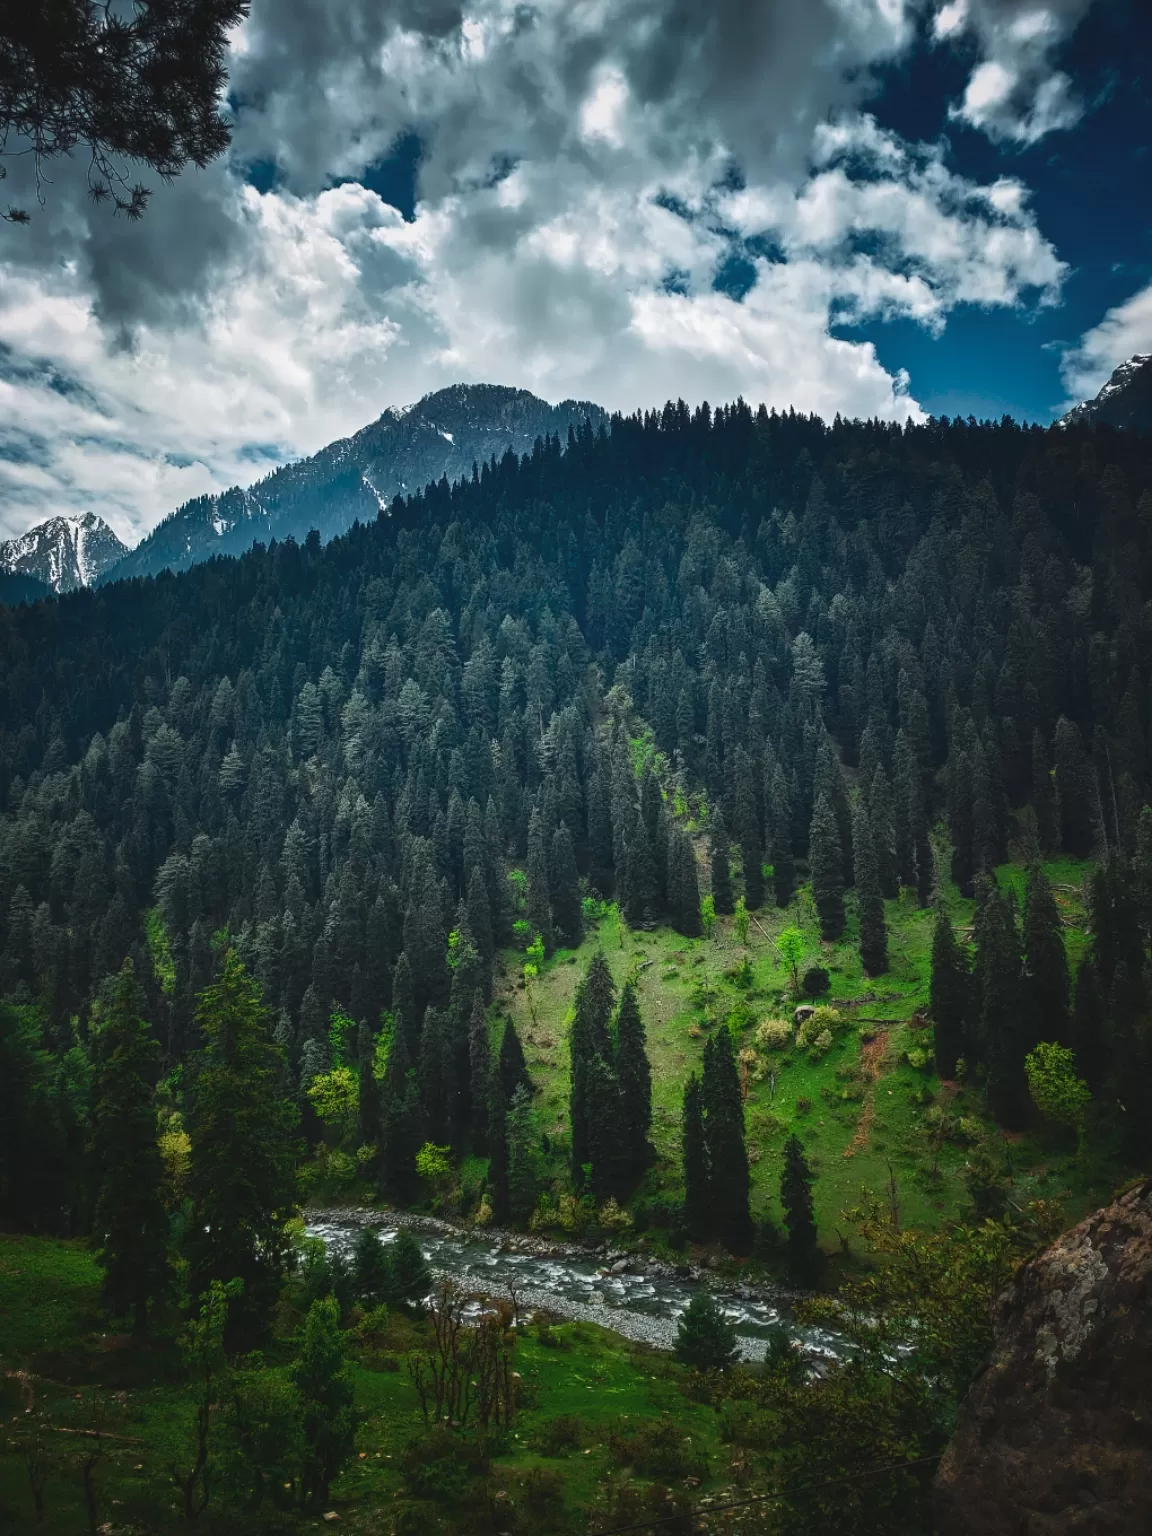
[305, 1209, 843, 1363]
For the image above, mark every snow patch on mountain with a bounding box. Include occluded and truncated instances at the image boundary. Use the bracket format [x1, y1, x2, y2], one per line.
[0, 512, 129, 593]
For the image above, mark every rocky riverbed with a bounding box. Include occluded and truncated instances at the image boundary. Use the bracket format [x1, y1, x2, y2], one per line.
[304, 1206, 841, 1362]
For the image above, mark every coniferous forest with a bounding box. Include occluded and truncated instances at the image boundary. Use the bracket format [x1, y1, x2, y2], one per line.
[2, 402, 1152, 1532]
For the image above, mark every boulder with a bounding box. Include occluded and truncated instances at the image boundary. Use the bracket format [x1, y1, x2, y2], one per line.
[935, 1179, 1152, 1535]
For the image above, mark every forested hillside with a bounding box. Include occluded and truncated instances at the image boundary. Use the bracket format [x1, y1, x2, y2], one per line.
[3, 403, 1152, 1230]
[4, 401, 1152, 1532]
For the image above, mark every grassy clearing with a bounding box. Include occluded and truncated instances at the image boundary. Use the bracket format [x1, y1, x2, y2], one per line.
[492, 852, 1120, 1254]
[0, 1236, 724, 1533]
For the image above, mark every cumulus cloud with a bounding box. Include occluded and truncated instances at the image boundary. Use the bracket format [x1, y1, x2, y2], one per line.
[932, 0, 1095, 144]
[0, 0, 1072, 542]
[1061, 281, 1152, 403]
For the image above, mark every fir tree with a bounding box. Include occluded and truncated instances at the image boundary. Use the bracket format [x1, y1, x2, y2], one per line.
[585, 1049, 625, 1202]
[1021, 860, 1070, 1048]
[379, 1026, 423, 1205]
[869, 767, 900, 898]
[499, 1015, 531, 1102]
[682, 1074, 710, 1241]
[351, 1227, 391, 1307]
[549, 822, 584, 948]
[356, 1020, 381, 1150]
[526, 807, 555, 953]
[506, 1084, 538, 1223]
[708, 812, 734, 915]
[929, 906, 969, 1079]
[88, 960, 169, 1335]
[769, 764, 795, 907]
[623, 813, 659, 927]
[809, 792, 846, 940]
[487, 1074, 510, 1223]
[391, 952, 418, 1056]
[702, 1030, 753, 1254]
[382, 1229, 431, 1309]
[1053, 717, 1104, 859]
[1031, 729, 1060, 854]
[734, 748, 764, 909]
[569, 952, 616, 1181]
[465, 866, 494, 994]
[467, 994, 491, 1153]
[185, 950, 300, 1346]
[674, 1291, 739, 1371]
[973, 881, 1028, 1127]
[615, 981, 652, 1182]
[669, 828, 703, 936]
[780, 1134, 818, 1284]
[853, 798, 888, 976]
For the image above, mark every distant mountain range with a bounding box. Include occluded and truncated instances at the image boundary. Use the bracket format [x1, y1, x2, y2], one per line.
[100, 384, 606, 585]
[0, 512, 128, 597]
[1061, 354, 1152, 433]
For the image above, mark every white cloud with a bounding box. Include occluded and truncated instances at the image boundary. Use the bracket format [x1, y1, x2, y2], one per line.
[934, 0, 1092, 144]
[0, 0, 1073, 543]
[1061, 282, 1152, 403]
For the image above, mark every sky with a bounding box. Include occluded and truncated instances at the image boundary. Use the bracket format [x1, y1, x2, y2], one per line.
[1, 0, 1151, 546]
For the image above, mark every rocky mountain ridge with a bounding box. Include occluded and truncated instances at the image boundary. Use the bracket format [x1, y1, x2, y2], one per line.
[0, 511, 128, 594]
[1061, 354, 1152, 432]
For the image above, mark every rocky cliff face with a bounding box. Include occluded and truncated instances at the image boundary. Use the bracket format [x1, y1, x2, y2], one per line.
[935, 1178, 1152, 1534]
[1060, 354, 1152, 433]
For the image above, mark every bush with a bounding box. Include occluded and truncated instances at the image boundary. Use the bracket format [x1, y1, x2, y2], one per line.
[608, 1415, 711, 1480]
[797, 1006, 844, 1050]
[808, 1027, 834, 1057]
[521, 1466, 567, 1522]
[401, 1426, 489, 1503]
[533, 1414, 584, 1455]
[904, 1047, 932, 1072]
[598, 1197, 632, 1232]
[674, 1291, 739, 1372]
[757, 1018, 793, 1051]
[801, 965, 831, 998]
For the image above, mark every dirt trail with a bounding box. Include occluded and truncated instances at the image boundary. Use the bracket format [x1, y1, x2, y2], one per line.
[843, 1029, 890, 1160]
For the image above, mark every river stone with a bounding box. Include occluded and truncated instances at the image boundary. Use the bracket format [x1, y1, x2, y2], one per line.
[935, 1178, 1152, 1535]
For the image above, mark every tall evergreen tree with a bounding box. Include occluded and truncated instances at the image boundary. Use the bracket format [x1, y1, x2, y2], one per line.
[356, 1020, 381, 1150]
[929, 906, 969, 1079]
[708, 811, 734, 915]
[468, 995, 491, 1153]
[702, 1029, 753, 1254]
[734, 748, 764, 909]
[584, 1049, 625, 1202]
[185, 950, 300, 1346]
[569, 951, 617, 1181]
[869, 766, 900, 898]
[292, 1297, 358, 1510]
[549, 822, 584, 948]
[682, 1074, 710, 1241]
[506, 1084, 538, 1223]
[669, 828, 703, 936]
[973, 881, 1028, 1128]
[1021, 860, 1070, 1048]
[780, 1134, 819, 1284]
[809, 791, 846, 940]
[378, 1026, 423, 1205]
[88, 960, 169, 1334]
[1053, 717, 1104, 859]
[499, 1015, 532, 1102]
[487, 1074, 510, 1223]
[1031, 729, 1060, 854]
[852, 798, 888, 976]
[615, 981, 652, 1182]
[769, 764, 795, 907]
[465, 866, 494, 995]
[526, 807, 555, 953]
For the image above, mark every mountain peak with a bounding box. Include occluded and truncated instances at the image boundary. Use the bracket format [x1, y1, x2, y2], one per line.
[0, 511, 128, 593]
[101, 384, 606, 585]
[1061, 354, 1152, 433]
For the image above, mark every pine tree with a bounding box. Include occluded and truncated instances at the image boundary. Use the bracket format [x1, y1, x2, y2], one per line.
[1031, 729, 1060, 854]
[929, 906, 969, 1079]
[670, 828, 703, 936]
[465, 866, 494, 994]
[1021, 860, 1070, 1048]
[623, 813, 659, 927]
[674, 1291, 739, 1371]
[506, 1084, 538, 1223]
[702, 1030, 753, 1254]
[852, 798, 888, 976]
[869, 767, 900, 898]
[382, 1229, 431, 1309]
[549, 822, 584, 948]
[292, 1294, 358, 1509]
[569, 952, 617, 1181]
[468, 995, 491, 1153]
[709, 812, 734, 914]
[973, 881, 1028, 1127]
[734, 748, 764, 909]
[585, 1049, 625, 1202]
[351, 1227, 391, 1307]
[499, 1015, 531, 1102]
[615, 981, 652, 1182]
[185, 950, 300, 1346]
[780, 1134, 818, 1283]
[487, 1075, 510, 1222]
[526, 807, 555, 953]
[809, 792, 846, 940]
[88, 960, 169, 1335]
[403, 845, 450, 1022]
[379, 1027, 423, 1205]
[391, 952, 418, 1056]
[1053, 717, 1104, 859]
[769, 764, 795, 907]
[682, 1074, 710, 1241]
[356, 1020, 381, 1150]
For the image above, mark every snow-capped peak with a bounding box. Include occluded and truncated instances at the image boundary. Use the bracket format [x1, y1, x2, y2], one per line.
[0, 512, 130, 593]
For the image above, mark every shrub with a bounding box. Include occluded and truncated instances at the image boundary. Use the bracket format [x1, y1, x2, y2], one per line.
[795, 1097, 813, 1116]
[796, 1005, 844, 1049]
[521, 1467, 566, 1522]
[401, 1426, 489, 1503]
[800, 965, 831, 998]
[675, 1292, 739, 1371]
[757, 1018, 793, 1051]
[904, 1047, 932, 1072]
[608, 1415, 711, 1480]
[533, 1414, 584, 1455]
[598, 1197, 632, 1232]
[808, 1027, 834, 1057]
